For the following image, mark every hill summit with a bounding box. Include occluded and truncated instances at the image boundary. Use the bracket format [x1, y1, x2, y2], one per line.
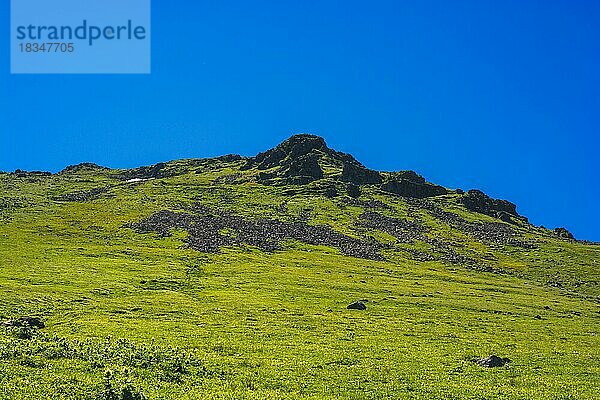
[239, 134, 526, 223]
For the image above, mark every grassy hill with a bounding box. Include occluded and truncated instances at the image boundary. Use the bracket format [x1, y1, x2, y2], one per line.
[0, 135, 598, 399]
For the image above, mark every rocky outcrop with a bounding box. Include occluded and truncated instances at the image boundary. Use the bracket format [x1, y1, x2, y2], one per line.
[241, 135, 328, 185]
[119, 162, 171, 180]
[340, 163, 382, 184]
[282, 153, 324, 182]
[378, 170, 447, 199]
[59, 163, 109, 175]
[12, 169, 52, 178]
[241, 134, 387, 186]
[241, 134, 328, 171]
[459, 190, 519, 221]
[240, 135, 449, 195]
[554, 227, 575, 240]
[388, 170, 426, 184]
[214, 154, 243, 163]
[381, 179, 447, 198]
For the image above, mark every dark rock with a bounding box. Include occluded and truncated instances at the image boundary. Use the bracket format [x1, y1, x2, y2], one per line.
[460, 190, 518, 220]
[456, 188, 465, 195]
[347, 301, 367, 310]
[59, 163, 109, 174]
[476, 355, 511, 367]
[241, 134, 387, 186]
[553, 227, 575, 240]
[2, 316, 45, 329]
[242, 135, 331, 185]
[121, 162, 170, 180]
[534, 314, 542, 320]
[544, 305, 551, 310]
[324, 186, 338, 198]
[388, 171, 426, 184]
[347, 184, 361, 198]
[215, 154, 243, 162]
[282, 153, 324, 181]
[13, 169, 52, 178]
[496, 211, 513, 223]
[340, 163, 382, 185]
[241, 134, 328, 171]
[381, 179, 447, 198]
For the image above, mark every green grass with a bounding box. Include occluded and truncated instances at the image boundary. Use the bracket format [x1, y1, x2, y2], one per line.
[0, 166, 598, 399]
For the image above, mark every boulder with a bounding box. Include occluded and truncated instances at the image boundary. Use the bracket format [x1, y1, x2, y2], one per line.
[475, 355, 510, 367]
[347, 301, 367, 310]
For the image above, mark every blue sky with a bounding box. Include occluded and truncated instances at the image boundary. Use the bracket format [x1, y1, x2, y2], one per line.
[1, 1, 598, 240]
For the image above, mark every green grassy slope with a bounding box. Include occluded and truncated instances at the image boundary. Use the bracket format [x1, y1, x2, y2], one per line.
[0, 137, 598, 399]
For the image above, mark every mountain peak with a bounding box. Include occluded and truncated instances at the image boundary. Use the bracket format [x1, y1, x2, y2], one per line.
[279, 134, 328, 153]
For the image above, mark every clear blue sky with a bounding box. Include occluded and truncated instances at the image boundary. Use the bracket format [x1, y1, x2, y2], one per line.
[1, 1, 598, 241]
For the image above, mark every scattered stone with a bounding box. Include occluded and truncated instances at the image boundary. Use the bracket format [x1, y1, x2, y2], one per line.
[405, 198, 535, 249]
[534, 314, 542, 320]
[475, 355, 511, 367]
[128, 206, 383, 260]
[347, 301, 367, 310]
[55, 187, 109, 202]
[357, 211, 426, 244]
